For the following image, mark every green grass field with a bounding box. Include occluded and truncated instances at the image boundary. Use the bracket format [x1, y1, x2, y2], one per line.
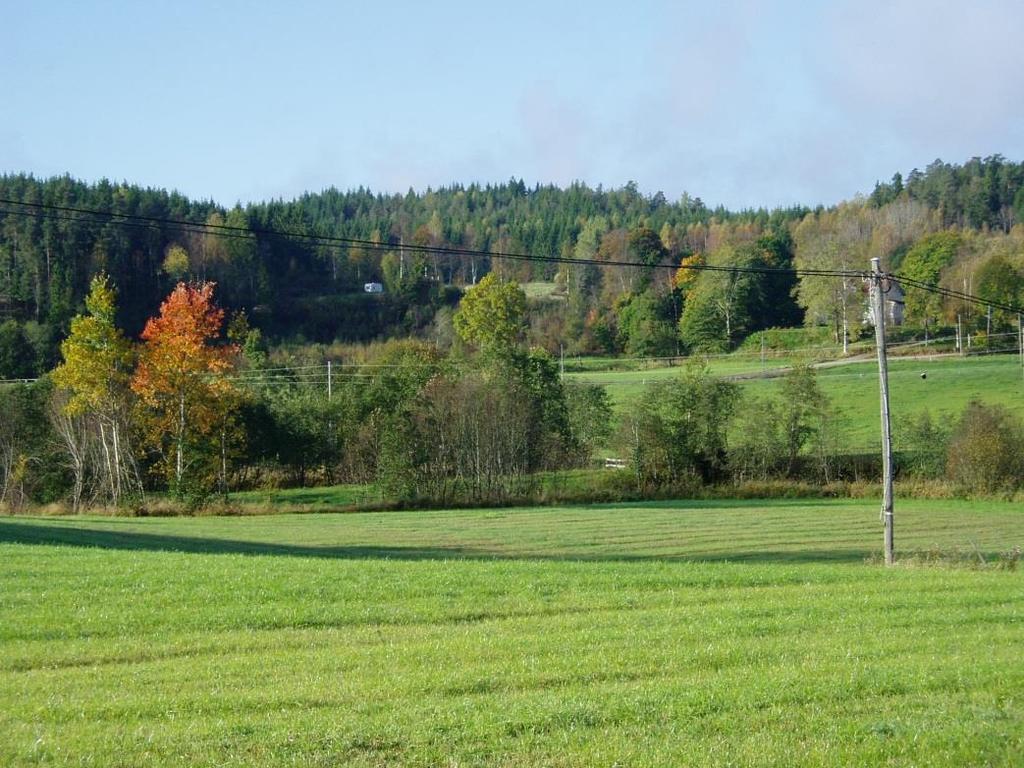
[2, 499, 1022, 766]
[564, 354, 802, 406]
[230, 484, 377, 509]
[568, 353, 1024, 449]
[521, 281, 563, 300]
[744, 355, 1024, 450]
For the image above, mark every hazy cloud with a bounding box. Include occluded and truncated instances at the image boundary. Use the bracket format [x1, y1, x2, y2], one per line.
[809, 0, 1024, 184]
[5, 1, 1023, 208]
[517, 84, 589, 186]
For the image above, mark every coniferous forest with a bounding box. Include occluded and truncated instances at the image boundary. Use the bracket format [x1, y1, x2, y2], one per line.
[2, 155, 1023, 374]
[3, 155, 1024, 508]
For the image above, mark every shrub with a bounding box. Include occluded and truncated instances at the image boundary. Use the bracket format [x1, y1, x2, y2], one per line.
[729, 366, 839, 483]
[895, 410, 950, 479]
[620, 365, 738, 489]
[946, 402, 1024, 493]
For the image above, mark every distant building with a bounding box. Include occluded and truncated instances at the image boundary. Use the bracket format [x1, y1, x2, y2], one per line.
[866, 279, 905, 327]
[364, 282, 384, 294]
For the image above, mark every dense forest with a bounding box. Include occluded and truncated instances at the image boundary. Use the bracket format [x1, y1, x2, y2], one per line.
[2, 155, 1024, 379]
[3, 155, 1024, 508]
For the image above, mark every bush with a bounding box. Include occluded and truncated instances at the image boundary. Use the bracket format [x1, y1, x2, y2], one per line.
[564, 382, 613, 465]
[728, 366, 839, 483]
[620, 365, 738, 489]
[946, 402, 1024, 493]
[895, 410, 950, 479]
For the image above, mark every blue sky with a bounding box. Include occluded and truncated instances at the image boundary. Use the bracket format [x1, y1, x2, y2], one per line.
[3, 0, 1023, 209]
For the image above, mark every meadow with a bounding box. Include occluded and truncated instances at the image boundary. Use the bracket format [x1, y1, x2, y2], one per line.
[2, 499, 1022, 766]
[568, 352, 1024, 450]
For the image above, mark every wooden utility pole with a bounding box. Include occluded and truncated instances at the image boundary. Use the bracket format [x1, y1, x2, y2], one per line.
[870, 258, 895, 565]
[1019, 314, 1023, 380]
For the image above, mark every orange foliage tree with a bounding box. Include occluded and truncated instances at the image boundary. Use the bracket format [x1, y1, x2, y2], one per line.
[131, 282, 237, 495]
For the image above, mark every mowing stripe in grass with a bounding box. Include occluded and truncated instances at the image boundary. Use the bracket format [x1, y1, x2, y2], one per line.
[1, 500, 1022, 766]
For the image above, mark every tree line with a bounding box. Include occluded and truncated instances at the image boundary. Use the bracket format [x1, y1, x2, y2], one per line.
[3, 271, 1020, 512]
[3, 155, 1024, 379]
[0, 274, 612, 509]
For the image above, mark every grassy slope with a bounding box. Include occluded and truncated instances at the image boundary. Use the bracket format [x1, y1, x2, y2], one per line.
[773, 355, 1024, 449]
[569, 354, 1024, 448]
[2, 500, 1022, 767]
[564, 354, 803, 409]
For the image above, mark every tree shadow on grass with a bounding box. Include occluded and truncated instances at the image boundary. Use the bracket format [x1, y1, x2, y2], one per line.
[0, 520, 481, 561]
[0, 519, 892, 564]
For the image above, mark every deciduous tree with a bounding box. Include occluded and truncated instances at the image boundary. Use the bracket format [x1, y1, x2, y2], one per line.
[131, 282, 237, 495]
[621, 365, 738, 489]
[453, 273, 526, 356]
[52, 274, 141, 507]
[975, 253, 1024, 328]
[678, 244, 764, 351]
[900, 231, 960, 327]
[793, 205, 871, 353]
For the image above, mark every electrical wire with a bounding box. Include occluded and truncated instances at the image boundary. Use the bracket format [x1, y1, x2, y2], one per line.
[5, 198, 1023, 316]
[0, 198, 859, 278]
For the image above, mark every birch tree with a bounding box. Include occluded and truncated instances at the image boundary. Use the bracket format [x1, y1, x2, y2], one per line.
[678, 244, 763, 351]
[52, 274, 141, 507]
[793, 205, 871, 353]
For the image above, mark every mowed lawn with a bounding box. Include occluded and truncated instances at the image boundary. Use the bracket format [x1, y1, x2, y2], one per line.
[1, 500, 1022, 767]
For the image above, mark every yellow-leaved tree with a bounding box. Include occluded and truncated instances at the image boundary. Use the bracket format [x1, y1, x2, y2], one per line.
[52, 273, 141, 509]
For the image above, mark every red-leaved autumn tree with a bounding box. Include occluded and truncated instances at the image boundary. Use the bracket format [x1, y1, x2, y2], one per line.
[131, 282, 237, 495]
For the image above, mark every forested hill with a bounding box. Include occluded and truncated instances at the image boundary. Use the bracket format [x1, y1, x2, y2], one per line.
[1, 155, 1024, 376]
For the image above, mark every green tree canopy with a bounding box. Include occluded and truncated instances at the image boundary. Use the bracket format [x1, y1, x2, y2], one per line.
[975, 253, 1024, 328]
[453, 273, 527, 355]
[616, 291, 678, 357]
[900, 231, 961, 325]
[678, 244, 764, 352]
[622, 365, 739, 487]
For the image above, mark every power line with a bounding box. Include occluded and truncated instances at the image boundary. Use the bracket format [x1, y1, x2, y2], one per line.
[3, 197, 1023, 314]
[892, 272, 1024, 315]
[0, 198, 856, 278]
